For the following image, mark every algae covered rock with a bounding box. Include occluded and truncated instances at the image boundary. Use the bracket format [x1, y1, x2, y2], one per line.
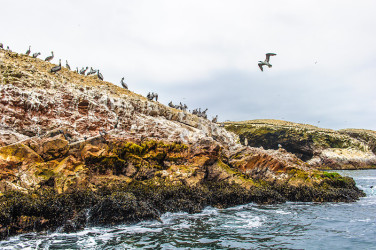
[225, 119, 376, 169]
[0, 143, 43, 165]
[0, 49, 367, 240]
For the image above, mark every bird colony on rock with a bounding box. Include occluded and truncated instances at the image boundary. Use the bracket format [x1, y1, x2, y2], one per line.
[1, 42, 223, 122]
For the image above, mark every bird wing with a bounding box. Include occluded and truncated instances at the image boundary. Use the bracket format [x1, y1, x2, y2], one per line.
[258, 63, 264, 71]
[265, 53, 277, 62]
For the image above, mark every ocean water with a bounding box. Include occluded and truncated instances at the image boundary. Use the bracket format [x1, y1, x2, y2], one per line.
[1, 170, 375, 250]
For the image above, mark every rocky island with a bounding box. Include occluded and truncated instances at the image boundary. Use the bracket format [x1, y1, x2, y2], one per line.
[0, 48, 366, 239]
[225, 120, 376, 170]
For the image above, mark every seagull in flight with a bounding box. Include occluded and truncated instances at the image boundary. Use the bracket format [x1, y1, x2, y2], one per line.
[258, 53, 277, 71]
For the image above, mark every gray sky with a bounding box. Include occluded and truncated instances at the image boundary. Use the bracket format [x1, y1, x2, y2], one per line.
[1, 0, 376, 130]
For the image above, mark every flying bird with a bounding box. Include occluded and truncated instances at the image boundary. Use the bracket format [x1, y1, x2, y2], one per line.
[258, 53, 277, 72]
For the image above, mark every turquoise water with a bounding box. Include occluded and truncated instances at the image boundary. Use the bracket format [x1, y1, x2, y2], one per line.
[1, 170, 375, 249]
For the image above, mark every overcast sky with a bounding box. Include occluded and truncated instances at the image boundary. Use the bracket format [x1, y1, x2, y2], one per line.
[1, 0, 376, 130]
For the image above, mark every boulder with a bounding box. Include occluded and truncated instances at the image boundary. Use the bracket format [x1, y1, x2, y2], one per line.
[28, 134, 69, 161]
[0, 143, 43, 165]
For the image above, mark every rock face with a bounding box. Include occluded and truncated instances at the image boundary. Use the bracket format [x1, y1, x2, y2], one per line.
[0, 49, 365, 239]
[225, 119, 376, 170]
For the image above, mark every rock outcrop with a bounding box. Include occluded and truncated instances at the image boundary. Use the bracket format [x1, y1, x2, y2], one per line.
[225, 119, 376, 169]
[0, 49, 365, 239]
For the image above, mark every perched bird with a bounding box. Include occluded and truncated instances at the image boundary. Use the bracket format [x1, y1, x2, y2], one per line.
[65, 60, 71, 70]
[121, 77, 128, 89]
[50, 59, 62, 73]
[79, 67, 88, 75]
[7, 46, 11, 51]
[75, 67, 79, 73]
[99, 129, 107, 142]
[45, 51, 54, 62]
[0, 43, 3, 49]
[32, 52, 41, 58]
[258, 53, 277, 72]
[97, 70, 104, 81]
[86, 67, 97, 76]
[25, 46, 31, 56]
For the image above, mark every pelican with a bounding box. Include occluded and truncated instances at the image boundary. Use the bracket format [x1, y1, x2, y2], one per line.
[97, 70, 104, 81]
[50, 59, 62, 73]
[66, 60, 71, 70]
[258, 53, 277, 71]
[79, 67, 88, 75]
[45, 51, 54, 62]
[32, 52, 41, 58]
[86, 67, 97, 75]
[121, 77, 128, 89]
[25, 46, 31, 56]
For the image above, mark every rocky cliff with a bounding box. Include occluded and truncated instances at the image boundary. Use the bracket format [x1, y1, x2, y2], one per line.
[0, 49, 364, 239]
[225, 119, 376, 170]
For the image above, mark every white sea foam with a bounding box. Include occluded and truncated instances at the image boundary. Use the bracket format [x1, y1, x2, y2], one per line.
[275, 209, 291, 215]
[1, 170, 375, 249]
[222, 214, 264, 229]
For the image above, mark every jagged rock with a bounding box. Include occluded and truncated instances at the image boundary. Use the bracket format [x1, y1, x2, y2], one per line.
[225, 119, 376, 169]
[80, 144, 105, 160]
[53, 155, 88, 193]
[0, 47, 366, 240]
[27, 134, 69, 161]
[0, 143, 43, 165]
[0, 129, 29, 147]
[206, 160, 232, 182]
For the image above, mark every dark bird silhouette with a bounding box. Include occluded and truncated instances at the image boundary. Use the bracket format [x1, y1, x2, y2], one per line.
[99, 129, 107, 142]
[25, 46, 31, 56]
[0, 43, 3, 49]
[97, 70, 104, 81]
[75, 67, 79, 73]
[258, 53, 277, 71]
[86, 67, 96, 76]
[45, 51, 54, 62]
[50, 59, 62, 73]
[65, 60, 71, 70]
[32, 52, 41, 58]
[80, 67, 88, 75]
[121, 77, 128, 89]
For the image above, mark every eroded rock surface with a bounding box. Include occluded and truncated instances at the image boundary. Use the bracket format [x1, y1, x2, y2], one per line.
[0, 49, 365, 239]
[225, 119, 376, 169]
